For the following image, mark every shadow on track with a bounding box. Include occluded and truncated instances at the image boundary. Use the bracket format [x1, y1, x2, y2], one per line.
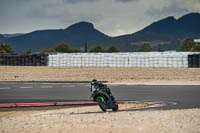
[69, 108, 156, 115]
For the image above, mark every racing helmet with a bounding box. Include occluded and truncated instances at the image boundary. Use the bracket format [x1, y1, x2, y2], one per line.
[91, 79, 98, 84]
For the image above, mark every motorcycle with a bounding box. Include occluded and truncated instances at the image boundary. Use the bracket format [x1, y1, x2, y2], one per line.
[90, 79, 118, 112]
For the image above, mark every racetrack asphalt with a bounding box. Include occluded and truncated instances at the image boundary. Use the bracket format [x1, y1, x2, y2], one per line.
[0, 82, 200, 109]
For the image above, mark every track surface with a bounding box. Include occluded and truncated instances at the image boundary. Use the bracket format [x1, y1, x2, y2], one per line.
[0, 82, 200, 109]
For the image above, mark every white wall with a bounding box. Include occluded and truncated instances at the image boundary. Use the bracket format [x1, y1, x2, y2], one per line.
[48, 52, 199, 67]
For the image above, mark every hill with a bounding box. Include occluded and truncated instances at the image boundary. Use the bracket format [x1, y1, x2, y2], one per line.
[108, 13, 200, 51]
[2, 33, 25, 38]
[2, 22, 110, 53]
[1, 13, 200, 52]
[0, 34, 5, 42]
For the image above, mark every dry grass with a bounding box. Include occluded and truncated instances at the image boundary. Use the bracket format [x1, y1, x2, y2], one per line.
[0, 66, 200, 84]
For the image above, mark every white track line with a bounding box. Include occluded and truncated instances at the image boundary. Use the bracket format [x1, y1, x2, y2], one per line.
[62, 85, 75, 88]
[40, 86, 53, 88]
[83, 85, 90, 87]
[0, 87, 10, 90]
[40, 83, 84, 85]
[20, 87, 33, 89]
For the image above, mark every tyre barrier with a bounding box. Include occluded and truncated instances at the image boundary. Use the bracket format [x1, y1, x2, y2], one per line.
[188, 54, 200, 68]
[0, 54, 48, 66]
[0, 52, 200, 67]
[48, 52, 200, 68]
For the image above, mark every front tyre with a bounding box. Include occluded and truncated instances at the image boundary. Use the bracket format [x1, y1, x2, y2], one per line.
[97, 96, 107, 112]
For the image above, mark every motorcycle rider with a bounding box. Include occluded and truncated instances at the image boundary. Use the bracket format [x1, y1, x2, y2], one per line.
[90, 79, 111, 98]
[90, 79, 99, 93]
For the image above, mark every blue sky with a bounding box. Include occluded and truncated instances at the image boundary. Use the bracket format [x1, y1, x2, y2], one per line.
[0, 0, 200, 36]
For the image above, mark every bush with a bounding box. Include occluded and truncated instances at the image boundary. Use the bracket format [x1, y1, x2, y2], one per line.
[139, 43, 152, 52]
[89, 46, 105, 52]
[40, 48, 57, 54]
[107, 46, 119, 52]
[181, 38, 196, 51]
[0, 43, 15, 54]
[55, 43, 72, 53]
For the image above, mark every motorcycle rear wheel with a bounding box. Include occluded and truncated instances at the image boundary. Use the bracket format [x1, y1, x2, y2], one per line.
[112, 104, 118, 112]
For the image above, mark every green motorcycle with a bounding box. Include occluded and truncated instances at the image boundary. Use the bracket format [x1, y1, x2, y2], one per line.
[90, 79, 118, 112]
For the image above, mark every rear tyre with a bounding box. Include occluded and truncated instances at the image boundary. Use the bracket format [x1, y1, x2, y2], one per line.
[97, 97, 107, 112]
[112, 104, 118, 112]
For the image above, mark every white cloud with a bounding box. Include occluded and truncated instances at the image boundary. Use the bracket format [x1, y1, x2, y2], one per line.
[0, 0, 199, 36]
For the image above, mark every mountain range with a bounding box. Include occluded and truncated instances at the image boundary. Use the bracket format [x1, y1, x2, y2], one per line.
[0, 12, 200, 53]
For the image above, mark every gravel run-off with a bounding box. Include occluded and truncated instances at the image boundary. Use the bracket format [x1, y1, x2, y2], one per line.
[0, 104, 200, 133]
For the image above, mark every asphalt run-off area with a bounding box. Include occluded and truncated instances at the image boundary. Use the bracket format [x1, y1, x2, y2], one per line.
[0, 82, 200, 110]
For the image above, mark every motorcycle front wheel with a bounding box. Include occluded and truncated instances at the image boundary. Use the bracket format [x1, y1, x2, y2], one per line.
[97, 96, 107, 112]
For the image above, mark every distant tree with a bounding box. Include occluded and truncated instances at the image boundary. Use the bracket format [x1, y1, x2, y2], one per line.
[139, 43, 152, 52]
[157, 44, 164, 52]
[107, 46, 120, 53]
[0, 43, 15, 54]
[0, 47, 4, 53]
[181, 38, 196, 51]
[55, 43, 72, 53]
[71, 49, 82, 53]
[89, 46, 105, 52]
[40, 48, 57, 54]
[194, 44, 200, 52]
[25, 49, 32, 55]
